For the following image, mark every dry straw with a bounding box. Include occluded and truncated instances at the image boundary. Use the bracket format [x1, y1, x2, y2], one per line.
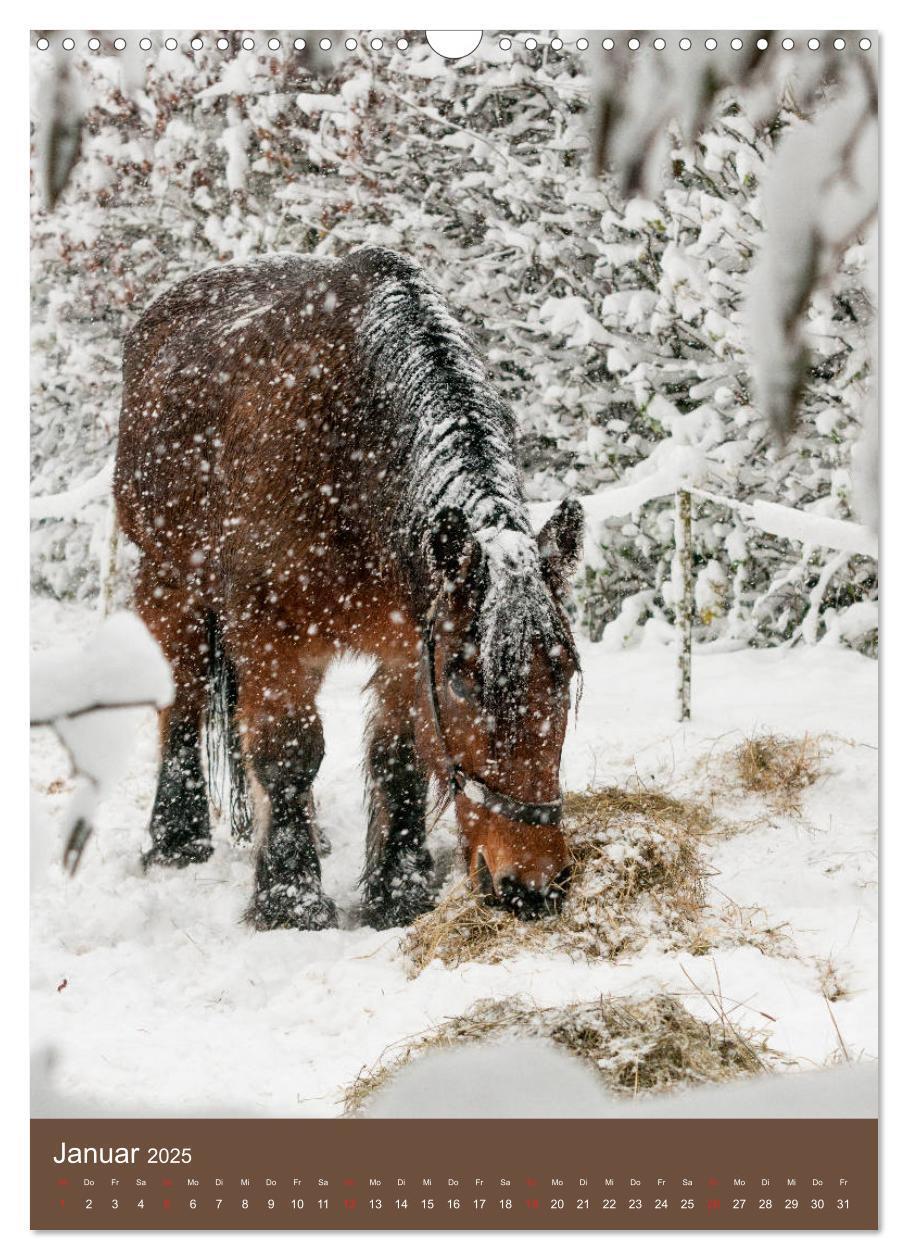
[344, 993, 771, 1114]
[728, 733, 828, 812]
[350, 736, 832, 1111]
[404, 785, 729, 973]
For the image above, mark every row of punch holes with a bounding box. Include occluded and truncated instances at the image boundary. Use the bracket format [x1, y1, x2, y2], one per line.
[34, 33, 874, 54]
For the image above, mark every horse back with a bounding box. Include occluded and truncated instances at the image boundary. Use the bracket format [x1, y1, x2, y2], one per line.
[114, 251, 403, 589]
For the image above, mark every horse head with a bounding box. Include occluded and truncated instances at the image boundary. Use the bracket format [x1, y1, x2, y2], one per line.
[424, 499, 584, 918]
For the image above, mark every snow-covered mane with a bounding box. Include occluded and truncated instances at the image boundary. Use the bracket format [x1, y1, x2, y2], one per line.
[356, 248, 530, 548]
[475, 527, 578, 742]
[355, 248, 575, 731]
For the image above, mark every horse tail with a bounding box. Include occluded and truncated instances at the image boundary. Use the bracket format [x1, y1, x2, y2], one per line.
[204, 610, 254, 843]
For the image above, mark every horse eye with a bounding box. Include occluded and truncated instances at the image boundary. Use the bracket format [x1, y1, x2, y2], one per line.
[448, 673, 474, 703]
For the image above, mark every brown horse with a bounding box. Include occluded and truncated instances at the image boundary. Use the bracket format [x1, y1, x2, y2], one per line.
[114, 247, 583, 930]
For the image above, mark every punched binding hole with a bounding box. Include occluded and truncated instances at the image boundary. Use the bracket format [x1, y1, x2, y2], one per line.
[425, 30, 481, 58]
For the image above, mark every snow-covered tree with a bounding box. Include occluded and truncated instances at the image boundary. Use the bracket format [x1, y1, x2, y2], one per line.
[30, 33, 877, 654]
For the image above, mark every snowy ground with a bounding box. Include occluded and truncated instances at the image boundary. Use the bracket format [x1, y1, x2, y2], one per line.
[30, 597, 878, 1117]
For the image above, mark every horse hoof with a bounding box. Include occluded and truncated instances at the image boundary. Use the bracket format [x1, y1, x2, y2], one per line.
[142, 841, 214, 870]
[362, 849, 436, 929]
[361, 880, 437, 930]
[246, 885, 338, 932]
[362, 896, 435, 930]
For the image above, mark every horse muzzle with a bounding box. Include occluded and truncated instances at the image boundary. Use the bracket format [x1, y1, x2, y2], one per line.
[467, 817, 572, 920]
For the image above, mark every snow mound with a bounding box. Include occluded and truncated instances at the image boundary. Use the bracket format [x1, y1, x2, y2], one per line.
[349, 993, 771, 1115]
[362, 1041, 876, 1119]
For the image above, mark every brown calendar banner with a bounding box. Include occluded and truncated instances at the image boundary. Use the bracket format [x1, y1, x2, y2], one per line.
[32, 1118, 878, 1230]
[30, 28, 879, 1235]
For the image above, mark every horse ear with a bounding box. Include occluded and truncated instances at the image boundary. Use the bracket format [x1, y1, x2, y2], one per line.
[428, 506, 478, 585]
[537, 498, 584, 591]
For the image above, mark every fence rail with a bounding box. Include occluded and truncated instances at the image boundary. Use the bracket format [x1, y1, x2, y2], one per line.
[531, 471, 877, 722]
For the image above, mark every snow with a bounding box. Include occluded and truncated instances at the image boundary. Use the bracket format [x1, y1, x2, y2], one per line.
[30, 610, 172, 723]
[746, 70, 878, 443]
[365, 1041, 615, 1119]
[746, 499, 878, 560]
[29, 457, 113, 522]
[528, 470, 879, 577]
[31, 611, 174, 881]
[197, 55, 257, 101]
[220, 106, 249, 193]
[31, 597, 877, 1118]
[364, 1043, 876, 1119]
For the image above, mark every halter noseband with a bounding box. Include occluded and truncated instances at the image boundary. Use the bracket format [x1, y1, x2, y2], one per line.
[422, 605, 563, 828]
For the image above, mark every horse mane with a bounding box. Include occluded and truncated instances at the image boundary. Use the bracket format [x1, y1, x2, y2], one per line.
[354, 247, 529, 550]
[354, 248, 578, 740]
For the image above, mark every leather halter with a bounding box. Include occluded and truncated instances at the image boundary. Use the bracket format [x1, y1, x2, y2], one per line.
[422, 604, 563, 828]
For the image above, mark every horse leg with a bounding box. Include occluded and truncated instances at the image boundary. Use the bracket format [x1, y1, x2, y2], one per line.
[237, 650, 337, 931]
[137, 576, 213, 868]
[362, 668, 435, 929]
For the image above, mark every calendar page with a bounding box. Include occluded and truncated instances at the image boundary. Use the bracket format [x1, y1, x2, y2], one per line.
[29, 28, 879, 1232]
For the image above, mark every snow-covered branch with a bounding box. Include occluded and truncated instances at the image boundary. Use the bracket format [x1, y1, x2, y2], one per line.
[29, 458, 114, 522]
[590, 36, 878, 466]
[532, 473, 878, 566]
[31, 612, 173, 873]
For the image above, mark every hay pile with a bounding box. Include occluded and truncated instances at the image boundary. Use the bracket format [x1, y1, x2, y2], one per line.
[404, 786, 725, 973]
[729, 734, 827, 812]
[344, 993, 769, 1114]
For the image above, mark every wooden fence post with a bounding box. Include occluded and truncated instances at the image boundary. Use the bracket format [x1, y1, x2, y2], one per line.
[674, 488, 693, 721]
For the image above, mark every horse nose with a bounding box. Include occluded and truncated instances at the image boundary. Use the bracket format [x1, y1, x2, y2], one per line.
[495, 864, 572, 920]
